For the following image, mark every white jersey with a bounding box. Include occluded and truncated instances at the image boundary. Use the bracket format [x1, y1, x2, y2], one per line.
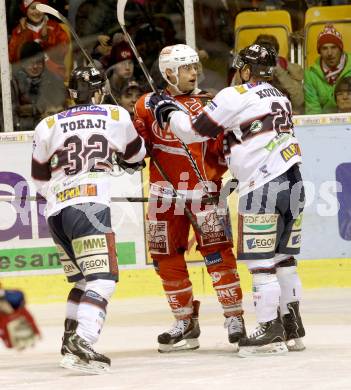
[170, 81, 302, 195]
[31, 104, 145, 217]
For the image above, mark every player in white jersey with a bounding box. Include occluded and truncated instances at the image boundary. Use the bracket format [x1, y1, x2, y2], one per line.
[149, 44, 305, 357]
[31, 66, 145, 373]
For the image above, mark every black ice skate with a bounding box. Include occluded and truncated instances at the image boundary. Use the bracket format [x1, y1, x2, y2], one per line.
[224, 314, 246, 345]
[238, 317, 288, 357]
[61, 319, 78, 355]
[158, 300, 201, 353]
[60, 333, 110, 374]
[282, 301, 306, 351]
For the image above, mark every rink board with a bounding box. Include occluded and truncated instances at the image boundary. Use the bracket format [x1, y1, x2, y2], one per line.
[2, 259, 351, 303]
[1, 115, 351, 300]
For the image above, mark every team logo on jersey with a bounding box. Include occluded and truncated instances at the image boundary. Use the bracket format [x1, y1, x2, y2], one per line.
[250, 120, 263, 134]
[151, 121, 178, 142]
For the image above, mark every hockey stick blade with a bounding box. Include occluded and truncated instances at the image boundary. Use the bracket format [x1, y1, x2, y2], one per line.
[35, 3, 62, 20]
[35, 3, 95, 68]
[117, 0, 128, 27]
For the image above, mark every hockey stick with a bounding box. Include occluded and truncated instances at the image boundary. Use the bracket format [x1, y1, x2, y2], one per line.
[116, 0, 211, 198]
[36, 4, 94, 68]
[36, 3, 203, 234]
[115, 0, 210, 235]
[35, 3, 120, 106]
[0, 194, 222, 203]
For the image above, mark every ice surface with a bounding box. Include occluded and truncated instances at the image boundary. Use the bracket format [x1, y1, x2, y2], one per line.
[1, 289, 351, 390]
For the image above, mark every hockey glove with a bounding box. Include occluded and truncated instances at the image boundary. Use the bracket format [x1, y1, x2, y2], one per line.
[0, 290, 40, 350]
[149, 93, 183, 130]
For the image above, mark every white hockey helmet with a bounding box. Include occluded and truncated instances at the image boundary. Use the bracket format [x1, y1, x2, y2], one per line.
[159, 44, 199, 85]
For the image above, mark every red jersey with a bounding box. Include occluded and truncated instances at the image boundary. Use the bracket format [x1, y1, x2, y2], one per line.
[8, 19, 69, 78]
[134, 90, 227, 196]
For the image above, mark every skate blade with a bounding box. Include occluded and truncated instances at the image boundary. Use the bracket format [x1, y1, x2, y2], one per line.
[158, 338, 200, 353]
[286, 338, 305, 351]
[230, 342, 239, 352]
[238, 342, 288, 358]
[60, 354, 110, 375]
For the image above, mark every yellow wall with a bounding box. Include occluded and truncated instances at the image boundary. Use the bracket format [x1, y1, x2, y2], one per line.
[2, 259, 350, 304]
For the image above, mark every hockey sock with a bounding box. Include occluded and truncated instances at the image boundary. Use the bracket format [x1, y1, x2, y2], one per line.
[65, 280, 86, 321]
[252, 272, 281, 323]
[76, 280, 115, 344]
[276, 265, 302, 315]
[162, 278, 194, 320]
[205, 248, 243, 317]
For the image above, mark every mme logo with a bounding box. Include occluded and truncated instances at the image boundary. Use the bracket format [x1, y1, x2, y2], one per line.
[73, 236, 107, 256]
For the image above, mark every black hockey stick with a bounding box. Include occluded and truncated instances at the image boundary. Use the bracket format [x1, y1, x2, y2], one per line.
[0, 194, 222, 203]
[116, 0, 212, 199]
[37, 3, 204, 234]
[35, 3, 120, 106]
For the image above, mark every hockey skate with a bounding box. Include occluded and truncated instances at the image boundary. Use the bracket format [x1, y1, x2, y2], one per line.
[282, 301, 306, 351]
[60, 333, 110, 374]
[61, 319, 78, 355]
[224, 315, 246, 346]
[158, 300, 201, 353]
[238, 317, 288, 357]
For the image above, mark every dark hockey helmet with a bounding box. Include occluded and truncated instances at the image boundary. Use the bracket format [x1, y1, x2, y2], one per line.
[232, 44, 277, 79]
[68, 66, 109, 104]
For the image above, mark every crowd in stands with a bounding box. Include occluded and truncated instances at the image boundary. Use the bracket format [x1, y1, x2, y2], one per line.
[1, 0, 351, 132]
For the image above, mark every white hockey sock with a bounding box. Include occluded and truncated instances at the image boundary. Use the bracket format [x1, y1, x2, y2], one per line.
[76, 280, 115, 344]
[76, 300, 106, 344]
[276, 266, 302, 315]
[252, 273, 281, 323]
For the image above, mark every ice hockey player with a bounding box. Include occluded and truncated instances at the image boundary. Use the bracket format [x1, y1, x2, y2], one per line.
[149, 44, 305, 357]
[31, 66, 145, 373]
[0, 285, 40, 350]
[134, 44, 245, 353]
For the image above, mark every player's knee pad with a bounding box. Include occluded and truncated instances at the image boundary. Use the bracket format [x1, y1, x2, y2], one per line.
[153, 254, 189, 281]
[84, 279, 116, 302]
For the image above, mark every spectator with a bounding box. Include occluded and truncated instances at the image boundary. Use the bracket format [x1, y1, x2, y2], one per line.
[254, 34, 304, 114]
[8, 0, 69, 80]
[304, 24, 351, 114]
[11, 42, 66, 131]
[335, 76, 351, 113]
[106, 41, 135, 95]
[116, 79, 144, 119]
